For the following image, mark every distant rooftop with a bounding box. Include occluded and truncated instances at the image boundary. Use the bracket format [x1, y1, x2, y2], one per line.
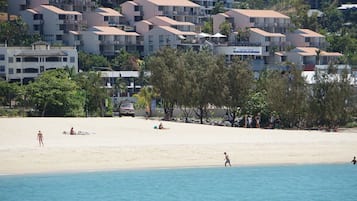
[40, 5, 81, 15]
[230, 9, 290, 19]
[148, 16, 194, 26]
[296, 29, 324, 38]
[90, 26, 139, 36]
[145, 0, 200, 7]
[250, 28, 285, 37]
[295, 47, 342, 57]
[96, 7, 123, 17]
[156, 26, 196, 36]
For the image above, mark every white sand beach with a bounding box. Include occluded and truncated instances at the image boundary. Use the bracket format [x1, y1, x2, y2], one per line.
[0, 117, 356, 175]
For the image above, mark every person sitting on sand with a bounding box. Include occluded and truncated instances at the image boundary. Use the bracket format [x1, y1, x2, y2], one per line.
[352, 156, 356, 165]
[70, 127, 75, 135]
[159, 122, 164, 129]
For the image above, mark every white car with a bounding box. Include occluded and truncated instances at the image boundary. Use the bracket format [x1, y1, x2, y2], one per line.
[119, 102, 135, 117]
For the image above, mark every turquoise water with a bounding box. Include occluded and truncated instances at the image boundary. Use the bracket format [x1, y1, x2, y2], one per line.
[1, 164, 357, 201]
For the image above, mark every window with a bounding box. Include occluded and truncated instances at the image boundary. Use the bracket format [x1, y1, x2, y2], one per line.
[134, 6, 140, 11]
[23, 57, 38, 62]
[8, 57, 13, 63]
[70, 57, 75, 63]
[250, 18, 255, 23]
[305, 37, 311, 42]
[265, 37, 271, 42]
[24, 68, 38, 73]
[33, 14, 43, 20]
[104, 16, 109, 21]
[59, 24, 65, 30]
[159, 35, 164, 43]
[46, 57, 60, 62]
[63, 57, 68, 62]
[16, 58, 21, 62]
[0, 54, 4, 61]
[158, 6, 163, 11]
[134, 16, 143, 21]
[0, 65, 5, 72]
[34, 24, 40, 31]
[16, 69, 21, 73]
[40, 66, 44, 72]
[8, 68, 13, 74]
[59, 14, 65, 20]
[56, 35, 62, 40]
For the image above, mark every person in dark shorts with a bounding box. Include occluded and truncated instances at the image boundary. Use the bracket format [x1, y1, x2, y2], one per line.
[224, 152, 231, 167]
[352, 156, 356, 165]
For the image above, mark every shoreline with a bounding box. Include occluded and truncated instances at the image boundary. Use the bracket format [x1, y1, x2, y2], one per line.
[0, 117, 356, 176]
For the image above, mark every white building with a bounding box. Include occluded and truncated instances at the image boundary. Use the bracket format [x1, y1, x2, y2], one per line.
[121, 0, 202, 26]
[21, 5, 83, 45]
[80, 26, 140, 57]
[0, 41, 78, 84]
[213, 9, 291, 34]
[143, 26, 198, 55]
[82, 7, 127, 29]
[286, 29, 327, 49]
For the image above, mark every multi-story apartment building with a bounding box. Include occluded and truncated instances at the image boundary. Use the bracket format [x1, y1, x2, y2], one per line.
[213, 9, 291, 34]
[276, 47, 343, 70]
[0, 41, 78, 84]
[49, 0, 96, 12]
[135, 16, 195, 34]
[21, 5, 83, 45]
[7, 0, 49, 16]
[286, 29, 327, 49]
[121, 0, 202, 26]
[80, 26, 140, 57]
[192, 0, 233, 15]
[83, 7, 127, 29]
[249, 28, 287, 63]
[20, 8, 44, 35]
[143, 26, 198, 55]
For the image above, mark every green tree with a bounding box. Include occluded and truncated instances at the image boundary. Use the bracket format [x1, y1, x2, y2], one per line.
[147, 47, 182, 120]
[111, 49, 140, 71]
[133, 86, 157, 117]
[202, 18, 213, 34]
[75, 71, 109, 117]
[309, 66, 354, 129]
[187, 50, 227, 124]
[0, 80, 21, 108]
[26, 69, 85, 117]
[256, 65, 308, 128]
[0, 18, 40, 46]
[224, 58, 254, 126]
[211, 1, 225, 15]
[219, 21, 232, 38]
[78, 51, 110, 71]
[320, 3, 344, 33]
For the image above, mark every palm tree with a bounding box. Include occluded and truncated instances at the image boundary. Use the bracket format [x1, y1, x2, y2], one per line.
[133, 86, 156, 117]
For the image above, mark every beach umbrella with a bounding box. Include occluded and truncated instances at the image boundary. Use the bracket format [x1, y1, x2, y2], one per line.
[211, 32, 226, 38]
[197, 32, 211, 38]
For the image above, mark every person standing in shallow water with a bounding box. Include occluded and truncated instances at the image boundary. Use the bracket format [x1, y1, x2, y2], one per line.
[37, 130, 44, 147]
[224, 152, 231, 167]
[352, 156, 356, 165]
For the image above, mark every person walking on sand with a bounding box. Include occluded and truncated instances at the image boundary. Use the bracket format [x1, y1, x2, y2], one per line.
[37, 130, 44, 147]
[224, 152, 231, 167]
[352, 156, 356, 165]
